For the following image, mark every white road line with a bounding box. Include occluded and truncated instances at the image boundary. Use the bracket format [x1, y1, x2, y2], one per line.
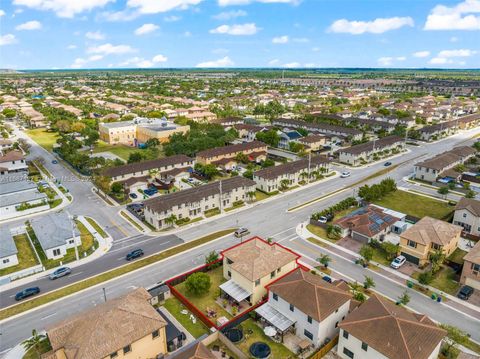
[110, 238, 172, 253]
[270, 227, 295, 238]
[69, 272, 83, 278]
[40, 313, 56, 320]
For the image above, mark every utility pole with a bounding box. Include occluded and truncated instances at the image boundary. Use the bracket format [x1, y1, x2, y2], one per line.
[67, 210, 79, 261]
[307, 152, 311, 184]
[102, 287, 107, 302]
[219, 180, 223, 214]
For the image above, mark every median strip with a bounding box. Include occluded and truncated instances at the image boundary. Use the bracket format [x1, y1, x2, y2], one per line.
[0, 229, 236, 321]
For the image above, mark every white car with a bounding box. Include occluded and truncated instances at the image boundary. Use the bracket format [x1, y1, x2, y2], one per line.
[318, 216, 328, 223]
[391, 255, 406, 269]
[340, 171, 351, 178]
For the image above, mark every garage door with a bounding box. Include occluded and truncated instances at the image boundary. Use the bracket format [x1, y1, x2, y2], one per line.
[352, 232, 369, 244]
[465, 277, 480, 290]
[400, 252, 420, 265]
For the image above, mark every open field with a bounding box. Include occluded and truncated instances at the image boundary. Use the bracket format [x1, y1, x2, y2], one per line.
[25, 129, 59, 152]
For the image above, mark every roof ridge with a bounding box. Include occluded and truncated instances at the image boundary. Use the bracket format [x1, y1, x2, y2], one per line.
[341, 314, 392, 327]
[396, 317, 445, 332]
[394, 315, 413, 359]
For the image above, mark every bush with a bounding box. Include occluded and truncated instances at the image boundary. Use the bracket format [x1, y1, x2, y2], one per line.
[418, 271, 434, 285]
[358, 178, 397, 202]
[311, 197, 358, 220]
[184, 272, 211, 296]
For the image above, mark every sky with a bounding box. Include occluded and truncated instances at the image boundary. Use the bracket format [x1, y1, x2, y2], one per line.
[0, 0, 479, 70]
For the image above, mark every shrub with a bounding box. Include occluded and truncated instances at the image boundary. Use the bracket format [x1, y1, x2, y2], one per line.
[185, 272, 211, 296]
[418, 271, 434, 285]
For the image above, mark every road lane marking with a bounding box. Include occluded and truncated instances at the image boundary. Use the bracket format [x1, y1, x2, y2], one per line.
[40, 313, 56, 320]
[69, 272, 83, 278]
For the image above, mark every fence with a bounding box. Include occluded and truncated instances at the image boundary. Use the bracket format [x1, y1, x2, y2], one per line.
[201, 331, 248, 359]
[308, 335, 339, 359]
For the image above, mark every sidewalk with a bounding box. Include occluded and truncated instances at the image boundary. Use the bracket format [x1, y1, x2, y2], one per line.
[297, 222, 480, 319]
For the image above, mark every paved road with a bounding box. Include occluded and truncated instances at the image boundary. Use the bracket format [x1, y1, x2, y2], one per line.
[1, 128, 479, 354]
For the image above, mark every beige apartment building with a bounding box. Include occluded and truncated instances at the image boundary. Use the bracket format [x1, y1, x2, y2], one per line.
[399, 216, 461, 266]
[43, 288, 168, 359]
[196, 141, 267, 166]
[338, 135, 405, 166]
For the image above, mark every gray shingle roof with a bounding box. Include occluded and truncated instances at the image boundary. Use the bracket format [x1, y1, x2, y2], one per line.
[30, 212, 80, 250]
[0, 227, 18, 257]
[1, 190, 47, 207]
[0, 173, 37, 196]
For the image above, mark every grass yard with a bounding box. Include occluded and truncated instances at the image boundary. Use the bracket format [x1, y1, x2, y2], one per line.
[0, 234, 39, 277]
[369, 245, 392, 266]
[205, 208, 221, 218]
[412, 266, 460, 295]
[448, 248, 468, 265]
[306, 237, 329, 248]
[25, 128, 58, 152]
[92, 140, 164, 161]
[85, 217, 108, 238]
[254, 190, 270, 202]
[373, 190, 454, 220]
[163, 297, 210, 338]
[235, 319, 296, 359]
[306, 224, 339, 244]
[174, 266, 231, 320]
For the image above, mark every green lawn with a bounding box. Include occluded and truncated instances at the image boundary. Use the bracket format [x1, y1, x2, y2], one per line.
[413, 266, 461, 295]
[25, 129, 58, 152]
[236, 319, 296, 359]
[120, 211, 144, 231]
[174, 266, 231, 320]
[306, 224, 339, 244]
[369, 245, 392, 266]
[254, 190, 270, 202]
[85, 217, 108, 238]
[163, 297, 210, 338]
[92, 140, 164, 161]
[205, 208, 221, 218]
[448, 248, 468, 265]
[373, 190, 454, 220]
[0, 234, 39, 277]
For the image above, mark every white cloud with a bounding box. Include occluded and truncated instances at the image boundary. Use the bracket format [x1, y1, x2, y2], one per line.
[413, 51, 430, 58]
[87, 43, 136, 55]
[283, 62, 300, 68]
[134, 23, 159, 35]
[67, 44, 77, 49]
[85, 31, 105, 40]
[120, 54, 168, 68]
[424, 0, 480, 30]
[210, 23, 259, 35]
[196, 56, 234, 67]
[152, 54, 168, 62]
[184, 31, 192, 37]
[88, 55, 104, 61]
[0, 10, 6, 16]
[213, 10, 247, 20]
[164, 15, 181, 21]
[312, 47, 320, 52]
[13, 0, 114, 18]
[429, 57, 451, 64]
[100, 9, 139, 21]
[272, 35, 289, 44]
[437, 49, 476, 57]
[377, 56, 406, 66]
[268, 59, 280, 66]
[0, 34, 17, 46]
[70, 54, 103, 69]
[127, 0, 203, 14]
[15, 20, 42, 30]
[450, 36, 459, 42]
[328, 16, 414, 34]
[218, 0, 299, 5]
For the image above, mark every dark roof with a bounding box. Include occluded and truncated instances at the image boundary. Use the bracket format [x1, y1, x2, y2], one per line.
[144, 176, 256, 213]
[273, 118, 361, 136]
[254, 155, 329, 180]
[415, 146, 476, 171]
[196, 141, 267, 159]
[339, 135, 404, 156]
[347, 117, 396, 129]
[334, 205, 399, 237]
[298, 134, 326, 143]
[157, 311, 183, 343]
[103, 155, 193, 178]
[455, 197, 480, 217]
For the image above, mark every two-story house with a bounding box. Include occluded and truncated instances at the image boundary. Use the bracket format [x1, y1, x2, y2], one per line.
[453, 197, 480, 237]
[399, 216, 461, 266]
[0, 150, 28, 174]
[461, 240, 480, 290]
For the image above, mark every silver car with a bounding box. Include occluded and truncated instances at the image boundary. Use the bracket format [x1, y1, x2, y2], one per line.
[49, 267, 72, 280]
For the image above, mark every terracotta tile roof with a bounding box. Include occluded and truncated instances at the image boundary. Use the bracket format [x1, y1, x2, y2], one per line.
[339, 294, 446, 359]
[268, 268, 352, 322]
[46, 288, 167, 359]
[415, 146, 476, 171]
[222, 238, 299, 281]
[401, 216, 461, 246]
[0, 150, 24, 163]
[298, 134, 326, 144]
[455, 197, 480, 217]
[170, 342, 215, 359]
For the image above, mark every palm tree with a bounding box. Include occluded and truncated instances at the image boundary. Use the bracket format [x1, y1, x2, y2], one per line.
[299, 172, 308, 182]
[363, 276, 375, 290]
[165, 214, 177, 228]
[22, 329, 46, 358]
[246, 191, 256, 203]
[280, 179, 290, 191]
[326, 225, 342, 239]
[397, 290, 410, 306]
[318, 254, 331, 268]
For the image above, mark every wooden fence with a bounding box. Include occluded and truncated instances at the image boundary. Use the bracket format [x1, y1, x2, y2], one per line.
[308, 335, 339, 359]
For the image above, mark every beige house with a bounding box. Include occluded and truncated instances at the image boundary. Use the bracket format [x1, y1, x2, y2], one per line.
[43, 288, 168, 359]
[399, 216, 462, 266]
[453, 197, 480, 237]
[220, 237, 299, 305]
[461, 240, 480, 290]
[338, 136, 405, 166]
[297, 134, 327, 152]
[196, 141, 267, 166]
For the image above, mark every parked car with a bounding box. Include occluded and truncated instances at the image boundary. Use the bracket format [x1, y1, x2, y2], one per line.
[457, 285, 474, 300]
[390, 255, 406, 269]
[126, 249, 144, 261]
[340, 171, 351, 178]
[129, 193, 138, 199]
[51, 160, 58, 164]
[49, 267, 72, 280]
[318, 216, 328, 223]
[15, 287, 40, 301]
[144, 187, 158, 196]
[234, 227, 250, 238]
[384, 161, 392, 166]
[322, 276, 332, 283]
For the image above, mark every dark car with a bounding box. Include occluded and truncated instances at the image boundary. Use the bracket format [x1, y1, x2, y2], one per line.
[49, 267, 72, 280]
[15, 287, 40, 301]
[129, 193, 138, 199]
[51, 160, 58, 164]
[322, 276, 332, 283]
[457, 285, 474, 300]
[384, 161, 392, 166]
[126, 249, 144, 261]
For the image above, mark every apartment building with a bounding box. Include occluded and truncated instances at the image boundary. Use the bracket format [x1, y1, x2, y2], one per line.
[144, 176, 256, 230]
[196, 141, 267, 166]
[338, 136, 405, 166]
[297, 134, 327, 152]
[399, 216, 461, 266]
[253, 155, 330, 193]
[338, 294, 445, 359]
[453, 197, 480, 236]
[43, 288, 168, 359]
[414, 146, 476, 182]
[460, 241, 480, 290]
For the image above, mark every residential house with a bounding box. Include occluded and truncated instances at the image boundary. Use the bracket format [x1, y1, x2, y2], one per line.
[334, 205, 401, 243]
[196, 141, 267, 168]
[256, 268, 354, 347]
[0, 150, 28, 174]
[338, 294, 446, 359]
[278, 130, 303, 150]
[185, 111, 217, 122]
[414, 146, 476, 183]
[220, 237, 300, 305]
[43, 288, 168, 359]
[0, 227, 19, 270]
[399, 216, 462, 265]
[169, 342, 215, 359]
[233, 124, 272, 142]
[346, 118, 396, 133]
[453, 197, 480, 236]
[0, 139, 13, 152]
[144, 176, 256, 230]
[338, 136, 405, 166]
[253, 155, 330, 193]
[297, 134, 327, 152]
[29, 212, 81, 260]
[418, 121, 456, 142]
[460, 240, 480, 290]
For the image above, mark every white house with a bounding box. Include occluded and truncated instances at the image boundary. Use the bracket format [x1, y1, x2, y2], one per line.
[0, 227, 19, 270]
[0, 150, 28, 174]
[453, 197, 480, 236]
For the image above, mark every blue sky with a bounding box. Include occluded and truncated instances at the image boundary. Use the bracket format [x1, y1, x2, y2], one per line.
[1, 0, 479, 69]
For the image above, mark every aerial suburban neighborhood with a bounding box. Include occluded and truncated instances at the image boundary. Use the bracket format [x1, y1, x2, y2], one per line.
[1, 1, 480, 359]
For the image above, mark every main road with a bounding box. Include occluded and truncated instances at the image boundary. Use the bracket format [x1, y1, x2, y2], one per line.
[1, 127, 479, 354]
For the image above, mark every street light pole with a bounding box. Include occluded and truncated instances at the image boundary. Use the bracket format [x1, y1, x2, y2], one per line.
[307, 152, 311, 184]
[219, 180, 223, 214]
[102, 287, 107, 302]
[67, 210, 79, 261]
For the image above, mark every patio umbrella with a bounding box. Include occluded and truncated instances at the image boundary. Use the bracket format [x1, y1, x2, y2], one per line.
[264, 326, 276, 337]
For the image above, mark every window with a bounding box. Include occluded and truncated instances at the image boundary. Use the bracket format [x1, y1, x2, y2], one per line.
[227, 259, 233, 265]
[472, 263, 480, 275]
[277, 267, 281, 274]
[407, 240, 417, 248]
[289, 304, 294, 312]
[431, 243, 441, 250]
[255, 279, 260, 287]
[272, 293, 278, 301]
[335, 321, 339, 328]
[53, 248, 61, 256]
[270, 271, 275, 279]
[343, 347, 354, 359]
[69, 240, 74, 244]
[463, 213, 467, 218]
[227, 271, 231, 278]
[123, 345, 131, 354]
[152, 330, 159, 339]
[343, 330, 349, 339]
[362, 342, 368, 351]
[307, 316, 312, 324]
[3, 258, 9, 264]
[304, 329, 313, 340]
[110, 352, 118, 358]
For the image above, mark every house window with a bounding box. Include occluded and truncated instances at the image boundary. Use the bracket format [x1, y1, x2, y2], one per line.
[343, 347, 354, 359]
[123, 345, 131, 354]
[335, 321, 339, 328]
[273, 293, 278, 301]
[69, 240, 74, 244]
[307, 316, 312, 324]
[431, 243, 441, 250]
[3, 258, 9, 264]
[343, 330, 349, 339]
[289, 304, 294, 312]
[472, 263, 480, 274]
[463, 213, 467, 218]
[53, 248, 61, 256]
[110, 352, 118, 358]
[227, 271, 231, 278]
[255, 279, 260, 287]
[362, 342, 368, 351]
[304, 329, 313, 340]
[277, 267, 281, 274]
[407, 240, 417, 248]
[227, 259, 233, 265]
[270, 271, 275, 279]
[152, 330, 159, 339]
